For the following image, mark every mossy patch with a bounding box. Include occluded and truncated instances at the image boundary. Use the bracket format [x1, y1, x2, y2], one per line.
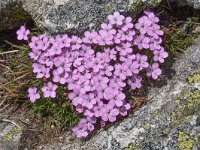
[171, 73, 200, 126]
[2, 127, 22, 142]
[130, 0, 161, 13]
[125, 143, 139, 150]
[188, 74, 200, 84]
[171, 89, 200, 126]
[187, 90, 200, 107]
[143, 124, 150, 130]
[175, 99, 181, 105]
[178, 132, 195, 150]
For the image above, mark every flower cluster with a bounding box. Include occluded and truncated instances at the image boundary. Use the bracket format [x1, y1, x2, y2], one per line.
[18, 10, 168, 138]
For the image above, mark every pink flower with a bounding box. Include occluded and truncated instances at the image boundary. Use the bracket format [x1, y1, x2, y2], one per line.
[103, 87, 115, 100]
[121, 17, 134, 31]
[147, 24, 164, 39]
[41, 82, 58, 98]
[101, 104, 119, 122]
[119, 29, 135, 42]
[28, 87, 40, 103]
[97, 31, 113, 46]
[82, 93, 97, 109]
[16, 26, 30, 40]
[100, 23, 116, 35]
[93, 101, 104, 117]
[72, 122, 88, 138]
[114, 64, 127, 80]
[29, 36, 39, 49]
[19, 10, 167, 139]
[91, 57, 104, 73]
[116, 42, 133, 56]
[135, 16, 151, 34]
[82, 31, 98, 44]
[135, 34, 150, 49]
[146, 63, 162, 80]
[48, 42, 62, 56]
[108, 12, 125, 26]
[71, 36, 82, 50]
[145, 11, 159, 23]
[112, 92, 126, 107]
[153, 48, 168, 63]
[29, 49, 41, 61]
[119, 103, 131, 116]
[136, 54, 149, 70]
[61, 34, 71, 47]
[128, 75, 142, 90]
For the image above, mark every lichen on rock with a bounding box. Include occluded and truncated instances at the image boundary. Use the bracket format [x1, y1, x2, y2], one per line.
[178, 131, 195, 150]
[0, 123, 23, 150]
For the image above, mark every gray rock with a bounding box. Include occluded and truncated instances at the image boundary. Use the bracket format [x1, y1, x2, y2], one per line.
[21, 0, 200, 35]
[0, 122, 23, 150]
[21, 0, 155, 34]
[1, 0, 200, 33]
[0, 0, 17, 9]
[36, 36, 200, 150]
[170, 0, 200, 9]
[0, 108, 28, 150]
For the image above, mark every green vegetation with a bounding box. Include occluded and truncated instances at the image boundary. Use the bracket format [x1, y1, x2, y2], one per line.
[32, 85, 80, 129]
[164, 28, 199, 55]
[0, 30, 79, 130]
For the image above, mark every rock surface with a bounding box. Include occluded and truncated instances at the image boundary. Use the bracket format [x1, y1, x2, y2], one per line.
[19, 0, 200, 34]
[186, 0, 200, 9]
[0, 111, 26, 150]
[0, 0, 17, 9]
[171, 0, 200, 9]
[35, 37, 200, 150]
[0, 123, 22, 150]
[21, 0, 156, 34]
[1, 0, 200, 32]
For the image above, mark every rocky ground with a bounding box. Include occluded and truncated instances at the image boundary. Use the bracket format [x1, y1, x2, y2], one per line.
[35, 36, 200, 150]
[0, 0, 200, 150]
[0, 36, 199, 150]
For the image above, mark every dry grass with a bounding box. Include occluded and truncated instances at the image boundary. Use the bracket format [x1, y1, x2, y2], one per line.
[0, 41, 32, 109]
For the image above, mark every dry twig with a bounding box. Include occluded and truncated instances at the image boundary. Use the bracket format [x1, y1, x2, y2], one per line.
[0, 50, 19, 55]
[1, 118, 21, 129]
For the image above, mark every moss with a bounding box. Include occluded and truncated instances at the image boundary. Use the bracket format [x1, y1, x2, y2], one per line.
[130, 0, 143, 13]
[151, 0, 162, 7]
[178, 132, 195, 150]
[129, 0, 161, 13]
[197, 132, 200, 137]
[171, 88, 200, 126]
[187, 90, 200, 108]
[3, 127, 22, 141]
[188, 74, 200, 84]
[143, 124, 150, 130]
[175, 99, 181, 105]
[171, 112, 176, 123]
[0, 2, 31, 31]
[125, 143, 139, 150]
